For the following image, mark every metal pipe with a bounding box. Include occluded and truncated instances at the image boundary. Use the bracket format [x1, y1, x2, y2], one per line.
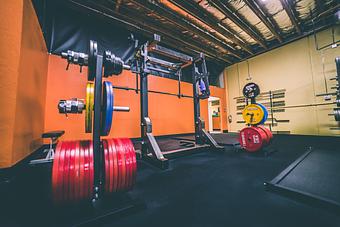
[112, 85, 194, 98]
[113, 106, 130, 112]
[272, 102, 335, 109]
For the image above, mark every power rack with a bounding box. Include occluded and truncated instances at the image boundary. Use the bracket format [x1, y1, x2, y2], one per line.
[130, 34, 222, 169]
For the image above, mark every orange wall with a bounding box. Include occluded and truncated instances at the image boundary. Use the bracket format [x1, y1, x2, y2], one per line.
[45, 55, 227, 140]
[0, 0, 49, 168]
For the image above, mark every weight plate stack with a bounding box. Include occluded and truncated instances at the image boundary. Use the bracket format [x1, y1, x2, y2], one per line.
[242, 104, 265, 125]
[52, 140, 94, 204]
[239, 126, 267, 152]
[243, 82, 260, 99]
[102, 138, 137, 194]
[257, 126, 273, 145]
[101, 81, 114, 136]
[85, 83, 94, 133]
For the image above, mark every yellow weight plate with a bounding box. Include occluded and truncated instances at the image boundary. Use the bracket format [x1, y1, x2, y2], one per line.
[242, 104, 265, 125]
[85, 83, 94, 133]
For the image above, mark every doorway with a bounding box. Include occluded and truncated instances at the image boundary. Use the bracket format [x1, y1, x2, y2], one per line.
[208, 96, 222, 133]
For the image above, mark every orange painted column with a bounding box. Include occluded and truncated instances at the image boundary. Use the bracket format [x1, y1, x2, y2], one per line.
[0, 1, 23, 168]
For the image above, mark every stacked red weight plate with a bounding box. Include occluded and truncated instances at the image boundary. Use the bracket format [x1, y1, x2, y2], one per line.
[52, 140, 94, 204]
[239, 127, 268, 152]
[258, 126, 273, 144]
[102, 138, 137, 194]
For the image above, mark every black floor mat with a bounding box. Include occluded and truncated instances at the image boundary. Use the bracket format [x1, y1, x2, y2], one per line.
[268, 148, 340, 210]
[170, 133, 239, 146]
[2, 135, 340, 227]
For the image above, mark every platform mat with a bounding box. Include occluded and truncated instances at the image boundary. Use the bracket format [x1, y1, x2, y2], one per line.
[171, 133, 239, 146]
[268, 148, 340, 211]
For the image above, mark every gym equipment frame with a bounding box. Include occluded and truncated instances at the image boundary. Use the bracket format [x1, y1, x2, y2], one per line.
[132, 35, 222, 169]
[28, 40, 143, 225]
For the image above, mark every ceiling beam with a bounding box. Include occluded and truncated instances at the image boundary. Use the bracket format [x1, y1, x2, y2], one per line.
[118, 6, 234, 63]
[244, 0, 283, 43]
[209, 0, 267, 49]
[127, 0, 242, 59]
[168, 0, 254, 55]
[280, 0, 302, 34]
[96, 0, 234, 63]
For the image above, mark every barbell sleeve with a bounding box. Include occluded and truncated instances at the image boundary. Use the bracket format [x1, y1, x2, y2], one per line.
[123, 64, 131, 70]
[113, 106, 130, 112]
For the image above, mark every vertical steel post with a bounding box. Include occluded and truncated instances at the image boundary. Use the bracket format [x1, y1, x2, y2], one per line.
[93, 55, 103, 200]
[192, 63, 201, 144]
[269, 90, 274, 131]
[140, 71, 148, 151]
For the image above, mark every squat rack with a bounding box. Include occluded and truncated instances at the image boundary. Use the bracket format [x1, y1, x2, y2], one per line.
[130, 34, 222, 169]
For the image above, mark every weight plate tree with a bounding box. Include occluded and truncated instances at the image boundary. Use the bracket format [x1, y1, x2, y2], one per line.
[242, 104, 265, 125]
[243, 82, 260, 99]
[53, 40, 136, 205]
[239, 126, 268, 152]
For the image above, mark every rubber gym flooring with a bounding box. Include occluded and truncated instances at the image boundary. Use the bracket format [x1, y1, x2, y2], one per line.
[1, 134, 340, 227]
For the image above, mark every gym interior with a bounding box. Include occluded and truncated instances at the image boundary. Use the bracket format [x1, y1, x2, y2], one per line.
[1, 1, 340, 226]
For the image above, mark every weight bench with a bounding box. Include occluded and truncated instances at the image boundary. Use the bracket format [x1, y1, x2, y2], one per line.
[29, 130, 65, 165]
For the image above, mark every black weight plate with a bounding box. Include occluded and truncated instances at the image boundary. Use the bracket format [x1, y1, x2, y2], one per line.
[243, 82, 260, 98]
[87, 40, 98, 81]
[335, 109, 340, 121]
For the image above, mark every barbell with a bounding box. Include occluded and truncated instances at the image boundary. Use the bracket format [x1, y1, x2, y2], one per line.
[58, 81, 130, 136]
